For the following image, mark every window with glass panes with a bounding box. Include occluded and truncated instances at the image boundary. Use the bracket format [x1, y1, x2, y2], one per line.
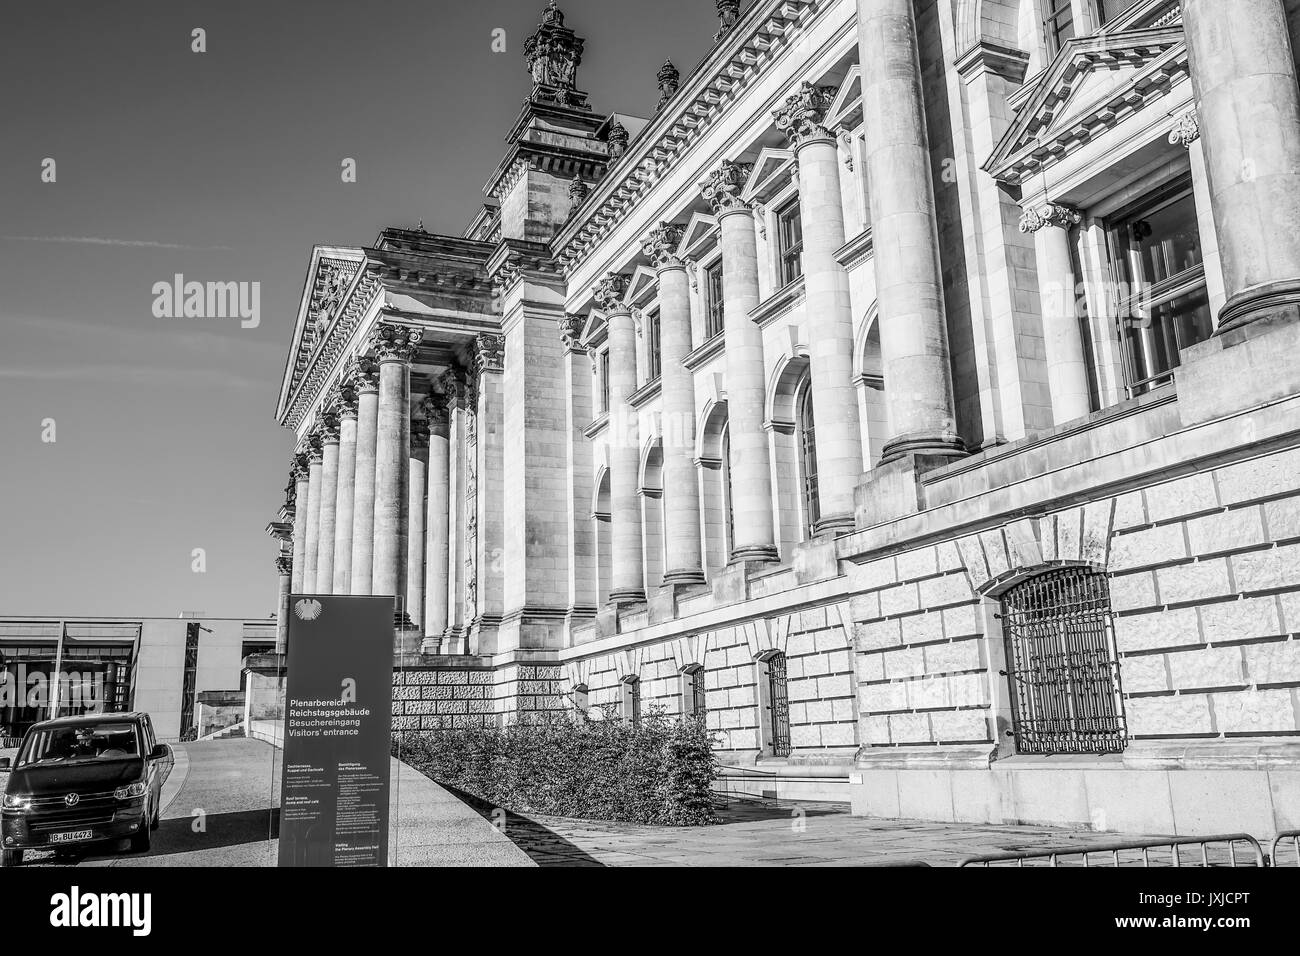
[1108, 175, 1212, 396]
[777, 200, 803, 286]
[1096, 0, 1138, 26]
[704, 260, 725, 340]
[646, 308, 661, 380]
[1043, 0, 1076, 53]
[599, 349, 610, 413]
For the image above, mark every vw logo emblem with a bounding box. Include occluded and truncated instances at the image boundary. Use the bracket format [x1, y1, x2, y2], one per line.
[64, 792, 80, 807]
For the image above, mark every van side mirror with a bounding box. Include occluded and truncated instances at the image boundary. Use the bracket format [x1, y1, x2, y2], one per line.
[0, 758, 10, 771]
[149, 744, 170, 761]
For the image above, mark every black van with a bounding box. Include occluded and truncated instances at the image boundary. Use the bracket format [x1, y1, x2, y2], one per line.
[0, 712, 172, 866]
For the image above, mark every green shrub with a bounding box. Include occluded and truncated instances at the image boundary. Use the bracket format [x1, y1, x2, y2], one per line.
[393, 709, 719, 826]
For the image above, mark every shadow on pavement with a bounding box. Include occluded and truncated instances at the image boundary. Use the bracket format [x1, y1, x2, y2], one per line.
[435, 783, 607, 867]
[147, 808, 280, 858]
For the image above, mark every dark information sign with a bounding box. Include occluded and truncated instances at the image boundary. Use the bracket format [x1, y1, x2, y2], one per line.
[278, 594, 394, 867]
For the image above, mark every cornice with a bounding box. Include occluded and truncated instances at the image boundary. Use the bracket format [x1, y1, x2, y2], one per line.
[550, 0, 818, 275]
[834, 227, 873, 270]
[683, 330, 725, 371]
[751, 275, 805, 329]
[628, 376, 662, 409]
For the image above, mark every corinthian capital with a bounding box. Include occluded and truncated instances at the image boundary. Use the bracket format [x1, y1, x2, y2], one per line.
[421, 389, 450, 427]
[700, 161, 754, 215]
[410, 418, 431, 451]
[472, 332, 505, 376]
[593, 272, 632, 312]
[558, 313, 585, 351]
[291, 454, 311, 482]
[318, 411, 341, 443]
[276, 553, 293, 576]
[346, 353, 380, 392]
[773, 82, 838, 148]
[1168, 107, 1200, 148]
[642, 222, 686, 269]
[369, 322, 423, 363]
[336, 385, 360, 418]
[306, 433, 324, 464]
[1018, 202, 1082, 234]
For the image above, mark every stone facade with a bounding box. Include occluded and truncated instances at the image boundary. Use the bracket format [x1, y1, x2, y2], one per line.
[270, 0, 1300, 834]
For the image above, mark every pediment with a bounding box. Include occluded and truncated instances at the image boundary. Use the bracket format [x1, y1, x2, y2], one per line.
[742, 147, 795, 204]
[825, 64, 861, 131]
[677, 211, 718, 258]
[626, 265, 660, 306]
[985, 26, 1187, 186]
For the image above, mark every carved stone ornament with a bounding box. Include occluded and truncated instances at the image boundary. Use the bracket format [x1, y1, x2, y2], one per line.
[593, 272, 632, 312]
[523, 1, 584, 97]
[421, 389, 450, 426]
[773, 82, 838, 148]
[607, 119, 629, 158]
[276, 553, 293, 576]
[656, 60, 680, 112]
[1018, 202, 1083, 234]
[291, 453, 311, 482]
[1168, 107, 1200, 148]
[318, 412, 341, 443]
[346, 353, 380, 392]
[410, 418, 431, 450]
[559, 313, 586, 350]
[306, 433, 324, 463]
[438, 368, 467, 408]
[369, 322, 424, 363]
[715, 0, 741, 41]
[700, 160, 754, 215]
[642, 222, 685, 269]
[569, 176, 590, 204]
[473, 332, 506, 375]
[336, 385, 360, 417]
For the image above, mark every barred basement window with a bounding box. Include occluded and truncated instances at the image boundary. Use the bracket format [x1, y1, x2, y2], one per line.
[762, 652, 791, 758]
[1001, 568, 1127, 755]
[681, 665, 706, 719]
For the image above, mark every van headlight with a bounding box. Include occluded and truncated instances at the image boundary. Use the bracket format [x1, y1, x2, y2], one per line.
[113, 782, 147, 800]
[2, 793, 31, 810]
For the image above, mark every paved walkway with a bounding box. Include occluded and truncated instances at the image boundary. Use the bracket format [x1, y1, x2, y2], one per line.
[19, 738, 532, 867]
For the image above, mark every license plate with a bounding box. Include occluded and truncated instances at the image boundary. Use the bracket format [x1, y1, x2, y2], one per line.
[49, 829, 93, 844]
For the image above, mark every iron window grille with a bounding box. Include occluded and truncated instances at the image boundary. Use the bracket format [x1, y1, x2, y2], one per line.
[766, 653, 792, 757]
[1001, 567, 1127, 755]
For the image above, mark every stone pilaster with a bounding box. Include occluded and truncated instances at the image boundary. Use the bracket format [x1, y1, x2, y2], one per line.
[314, 411, 341, 593]
[422, 391, 451, 653]
[559, 315, 599, 625]
[775, 82, 865, 533]
[856, 0, 964, 461]
[1019, 202, 1091, 425]
[274, 552, 292, 654]
[289, 454, 311, 594]
[349, 355, 381, 594]
[369, 323, 422, 617]
[470, 334, 506, 645]
[331, 385, 359, 594]
[701, 161, 779, 563]
[406, 418, 430, 632]
[596, 272, 646, 602]
[642, 224, 705, 584]
[302, 433, 324, 593]
[1184, 0, 1300, 332]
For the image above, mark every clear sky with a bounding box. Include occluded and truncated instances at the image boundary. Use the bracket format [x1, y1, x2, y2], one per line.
[0, 0, 720, 619]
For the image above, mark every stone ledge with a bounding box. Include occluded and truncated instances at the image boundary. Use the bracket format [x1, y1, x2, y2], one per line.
[1123, 738, 1300, 771]
[854, 744, 995, 770]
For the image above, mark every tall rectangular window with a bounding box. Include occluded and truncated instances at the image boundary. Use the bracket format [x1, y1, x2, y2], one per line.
[1107, 175, 1212, 396]
[598, 348, 610, 414]
[705, 260, 725, 340]
[777, 200, 803, 287]
[1044, 0, 1076, 53]
[179, 622, 200, 741]
[1097, 0, 1137, 26]
[646, 308, 661, 380]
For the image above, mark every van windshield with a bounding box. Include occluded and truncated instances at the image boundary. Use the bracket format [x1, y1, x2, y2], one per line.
[16, 723, 141, 767]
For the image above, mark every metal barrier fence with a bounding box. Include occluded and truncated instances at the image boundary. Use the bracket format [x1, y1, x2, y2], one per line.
[960, 833, 1266, 868]
[1270, 830, 1300, 867]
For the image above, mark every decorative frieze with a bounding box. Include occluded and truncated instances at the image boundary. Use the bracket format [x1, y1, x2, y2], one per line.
[773, 81, 838, 147]
[1018, 202, 1083, 234]
[642, 222, 685, 269]
[594, 272, 632, 312]
[700, 160, 754, 215]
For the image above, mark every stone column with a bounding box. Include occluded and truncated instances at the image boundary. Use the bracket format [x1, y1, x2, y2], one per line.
[349, 356, 381, 594]
[595, 272, 646, 602]
[1172, 110, 1228, 318]
[422, 391, 451, 652]
[289, 454, 311, 594]
[274, 552, 292, 654]
[302, 433, 324, 593]
[314, 412, 340, 593]
[370, 323, 422, 613]
[856, 0, 964, 460]
[701, 161, 779, 563]
[1020, 202, 1091, 425]
[331, 384, 359, 594]
[775, 83, 865, 532]
[471, 335, 505, 639]
[559, 317, 599, 624]
[406, 418, 430, 632]
[439, 369, 468, 653]
[1184, 0, 1300, 332]
[642, 224, 705, 583]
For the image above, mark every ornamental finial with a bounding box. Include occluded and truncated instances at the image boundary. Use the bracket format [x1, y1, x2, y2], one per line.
[656, 60, 680, 112]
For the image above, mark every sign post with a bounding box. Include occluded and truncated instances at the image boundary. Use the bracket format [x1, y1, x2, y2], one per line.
[278, 594, 394, 867]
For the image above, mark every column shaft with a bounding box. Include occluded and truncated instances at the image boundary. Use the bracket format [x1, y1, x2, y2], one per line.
[424, 414, 450, 649]
[302, 446, 323, 593]
[373, 356, 412, 607]
[718, 208, 778, 562]
[350, 370, 380, 594]
[1023, 206, 1092, 424]
[1184, 0, 1300, 331]
[290, 464, 310, 594]
[857, 0, 963, 459]
[331, 404, 358, 593]
[315, 421, 340, 593]
[406, 435, 429, 632]
[606, 306, 645, 602]
[274, 557, 292, 654]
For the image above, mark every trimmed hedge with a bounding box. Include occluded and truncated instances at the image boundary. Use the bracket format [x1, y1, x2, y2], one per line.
[393, 710, 719, 825]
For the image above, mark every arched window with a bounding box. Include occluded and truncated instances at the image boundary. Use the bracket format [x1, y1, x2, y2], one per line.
[796, 378, 819, 538]
[680, 664, 706, 719]
[1001, 567, 1126, 754]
